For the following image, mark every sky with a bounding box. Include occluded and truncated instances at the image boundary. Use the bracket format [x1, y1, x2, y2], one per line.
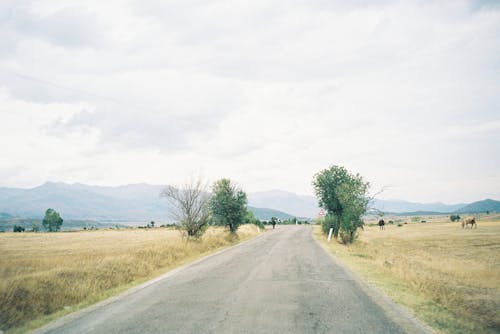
[0, 0, 499, 203]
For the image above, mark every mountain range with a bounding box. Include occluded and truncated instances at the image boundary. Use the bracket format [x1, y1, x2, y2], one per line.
[0, 182, 498, 221]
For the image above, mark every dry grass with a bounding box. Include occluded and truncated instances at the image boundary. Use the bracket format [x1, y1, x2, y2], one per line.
[314, 219, 500, 334]
[0, 225, 262, 333]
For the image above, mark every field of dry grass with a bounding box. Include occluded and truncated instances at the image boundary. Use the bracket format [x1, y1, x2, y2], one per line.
[0, 225, 262, 333]
[315, 218, 500, 334]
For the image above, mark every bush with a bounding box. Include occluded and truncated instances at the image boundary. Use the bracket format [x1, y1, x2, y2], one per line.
[397, 223, 403, 227]
[321, 215, 335, 234]
[13, 225, 25, 232]
[253, 220, 265, 229]
[450, 214, 461, 222]
[31, 222, 40, 232]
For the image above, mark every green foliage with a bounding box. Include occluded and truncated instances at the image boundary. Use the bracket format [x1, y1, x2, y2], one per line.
[42, 208, 63, 232]
[411, 216, 421, 222]
[450, 214, 461, 222]
[244, 210, 265, 229]
[31, 222, 40, 232]
[313, 165, 369, 243]
[321, 214, 335, 234]
[13, 225, 25, 232]
[209, 179, 248, 233]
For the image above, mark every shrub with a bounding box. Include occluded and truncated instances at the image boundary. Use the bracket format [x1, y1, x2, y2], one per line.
[13, 225, 25, 232]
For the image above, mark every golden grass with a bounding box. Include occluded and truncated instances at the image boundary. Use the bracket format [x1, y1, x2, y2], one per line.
[314, 220, 500, 334]
[0, 225, 262, 333]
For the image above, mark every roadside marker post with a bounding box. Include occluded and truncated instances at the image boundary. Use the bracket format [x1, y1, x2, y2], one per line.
[327, 225, 334, 242]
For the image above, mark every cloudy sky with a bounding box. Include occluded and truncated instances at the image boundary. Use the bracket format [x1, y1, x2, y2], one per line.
[0, 0, 499, 203]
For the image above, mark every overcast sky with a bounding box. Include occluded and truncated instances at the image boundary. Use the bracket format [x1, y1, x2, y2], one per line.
[0, 0, 499, 203]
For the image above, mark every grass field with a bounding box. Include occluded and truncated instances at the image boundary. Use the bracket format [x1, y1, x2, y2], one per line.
[0, 225, 262, 333]
[315, 218, 500, 334]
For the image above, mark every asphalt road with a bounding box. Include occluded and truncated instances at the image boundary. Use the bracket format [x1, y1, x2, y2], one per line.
[34, 226, 431, 334]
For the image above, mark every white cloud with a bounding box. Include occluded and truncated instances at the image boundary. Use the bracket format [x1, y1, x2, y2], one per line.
[0, 0, 499, 203]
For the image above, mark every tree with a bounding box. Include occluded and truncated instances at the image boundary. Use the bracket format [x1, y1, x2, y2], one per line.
[42, 208, 63, 232]
[450, 214, 461, 222]
[312, 165, 369, 243]
[161, 178, 211, 238]
[13, 225, 25, 232]
[243, 210, 265, 229]
[209, 179, 247, 233]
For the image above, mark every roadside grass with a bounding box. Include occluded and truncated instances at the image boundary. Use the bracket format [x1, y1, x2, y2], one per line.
[314, 220, 500, 334]
[0, 225, 262, 333]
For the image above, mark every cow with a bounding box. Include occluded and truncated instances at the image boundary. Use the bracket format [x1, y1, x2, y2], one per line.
[462, 216, 477, 229]
[378, 219, 385, 230]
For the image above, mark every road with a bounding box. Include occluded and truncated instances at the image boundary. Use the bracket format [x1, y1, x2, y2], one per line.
[34, 226, 430, 334]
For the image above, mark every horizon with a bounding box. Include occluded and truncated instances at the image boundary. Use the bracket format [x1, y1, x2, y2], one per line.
[1, 180, 498, 206]
[1, 1, 499, 204]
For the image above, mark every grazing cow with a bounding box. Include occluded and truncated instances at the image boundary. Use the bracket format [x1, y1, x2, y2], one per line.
[462, 216, 477, 229]
[378, 219, 385, 230]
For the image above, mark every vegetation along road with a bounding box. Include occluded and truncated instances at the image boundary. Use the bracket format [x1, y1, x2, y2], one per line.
[32, 226, 430, 334]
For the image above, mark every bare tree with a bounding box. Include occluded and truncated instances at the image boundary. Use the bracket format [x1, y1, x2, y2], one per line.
[160, 178, 211, 237]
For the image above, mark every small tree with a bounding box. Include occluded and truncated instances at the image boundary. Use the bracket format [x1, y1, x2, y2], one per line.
[244, 210, 265, 229]
[450, 214, 461, 222]
[161, 178, 211, 238]
[42, 209, 63, 232]
[312, 165, 369, 243]
[209, 179, 247, 233]
[13, 225, 25, 232]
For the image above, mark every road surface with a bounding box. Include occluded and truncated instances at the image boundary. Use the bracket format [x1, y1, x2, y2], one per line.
[33, 226, 430, 334]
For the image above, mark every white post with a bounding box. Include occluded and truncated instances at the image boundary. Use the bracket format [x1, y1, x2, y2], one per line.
[327, 228, 333, 242]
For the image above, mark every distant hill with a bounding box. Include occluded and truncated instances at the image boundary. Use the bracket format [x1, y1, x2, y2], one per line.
[455, 199, 500, 214]
[0, 212, 14, 219]
[0, 182, 298, 222]
[247, 190, 319, 217]
[0, 182, 167, 221]
[247, 206, 295, 221]
[0, 182, 496, 220]
[370, 199, 466, 214]
[391, 211, 447, 217]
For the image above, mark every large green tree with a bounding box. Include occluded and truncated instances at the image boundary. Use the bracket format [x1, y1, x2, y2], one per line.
[312, 165, 369, 243]
[209, 179, 247, 233]
[42, 208, 64, 232]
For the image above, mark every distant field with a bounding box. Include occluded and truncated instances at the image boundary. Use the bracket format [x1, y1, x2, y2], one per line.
[315, 218, 500, 334]
[0, 225, 262, 333]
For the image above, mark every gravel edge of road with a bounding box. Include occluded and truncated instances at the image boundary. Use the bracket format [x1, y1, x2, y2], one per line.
[28, 230, 270, 334]
[312, 229, 436, 334]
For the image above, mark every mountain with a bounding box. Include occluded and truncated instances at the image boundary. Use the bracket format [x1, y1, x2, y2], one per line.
[0, 182, 299, 222]
[246, 190, 470, 216]
[0, 182, 496, 221]
[370, 199, 466, 214]
[455, 199, 500, 214]
[247, 190, 319, 218]
[247, 206, 295, 221]
[0, 182, 167, 221]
